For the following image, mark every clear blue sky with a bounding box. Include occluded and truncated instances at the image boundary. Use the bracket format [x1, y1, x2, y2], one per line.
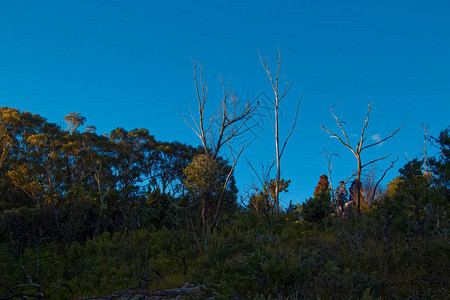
[1, 0, 449, 204]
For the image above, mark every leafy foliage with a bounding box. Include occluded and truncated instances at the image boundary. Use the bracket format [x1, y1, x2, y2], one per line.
[248, 178, 291, 216]
[302, 175, 332, 223]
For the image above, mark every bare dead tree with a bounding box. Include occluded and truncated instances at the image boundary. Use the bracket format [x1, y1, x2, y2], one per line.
[321, 102, 405, 213]
[259, 50, 302, 215]
[183, 60, 257, 159]
[183, 60, 257, 235]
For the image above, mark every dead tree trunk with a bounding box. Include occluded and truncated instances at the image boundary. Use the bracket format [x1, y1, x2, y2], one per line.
[259, 50, 302, 215]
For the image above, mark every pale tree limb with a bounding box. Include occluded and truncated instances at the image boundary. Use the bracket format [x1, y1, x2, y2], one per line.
[322, 102, 356, 155]
[321, 124, 356, 156]
[181, 108, 203, 141]
[193, 60, 211, 154]
[361, 121, 405, 151]
[357, 102, 372, 153]
[280, 93, 303, 158]
[361, 153, 393, 169]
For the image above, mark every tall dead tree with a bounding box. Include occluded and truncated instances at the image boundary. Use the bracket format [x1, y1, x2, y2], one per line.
[183, 60, 257, 233]
[321, 102, 404, 213]
[259, 50, 302, 215]
[184, 60, 257, 160]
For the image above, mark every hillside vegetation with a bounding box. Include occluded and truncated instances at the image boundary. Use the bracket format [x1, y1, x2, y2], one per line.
[0, 107, 448, 299]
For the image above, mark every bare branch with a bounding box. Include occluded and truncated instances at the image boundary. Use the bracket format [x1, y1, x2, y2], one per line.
[344, 170, 357, 185]
[358, 102, 372, 152]
[47, 283, 72, 296]
[192, 60, 210, 153]
[276, 49, 281, 99]
[187, 60, 257, 159]
[370, 155, 399, 203]
[361, 153, 392, 169]
[181, 111, 202, 141]
[331, 103, 352, 147]
[361, 121, 406, 151]
[247, 160, 275, 188]
[279, 81, 294, 103]
[321, 103, 359, 157]
[20, 265, 34, 286]
[258, 50, 277, 98]
[280, 93, 303, 158]
[212, 91, 257, 158]
[321, 125, 357, 157]
[212, 76, 232, 158]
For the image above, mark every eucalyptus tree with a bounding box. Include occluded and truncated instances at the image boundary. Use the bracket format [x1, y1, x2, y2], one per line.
[0, 125, 11, 170]
[2, 107, 63, 207]
[64, 112, 86, 134]
[183, 153, 237, 237]
[152, 141, 199, 197]
[248, 178, 290, 216]
[109, 128, 156, 201]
